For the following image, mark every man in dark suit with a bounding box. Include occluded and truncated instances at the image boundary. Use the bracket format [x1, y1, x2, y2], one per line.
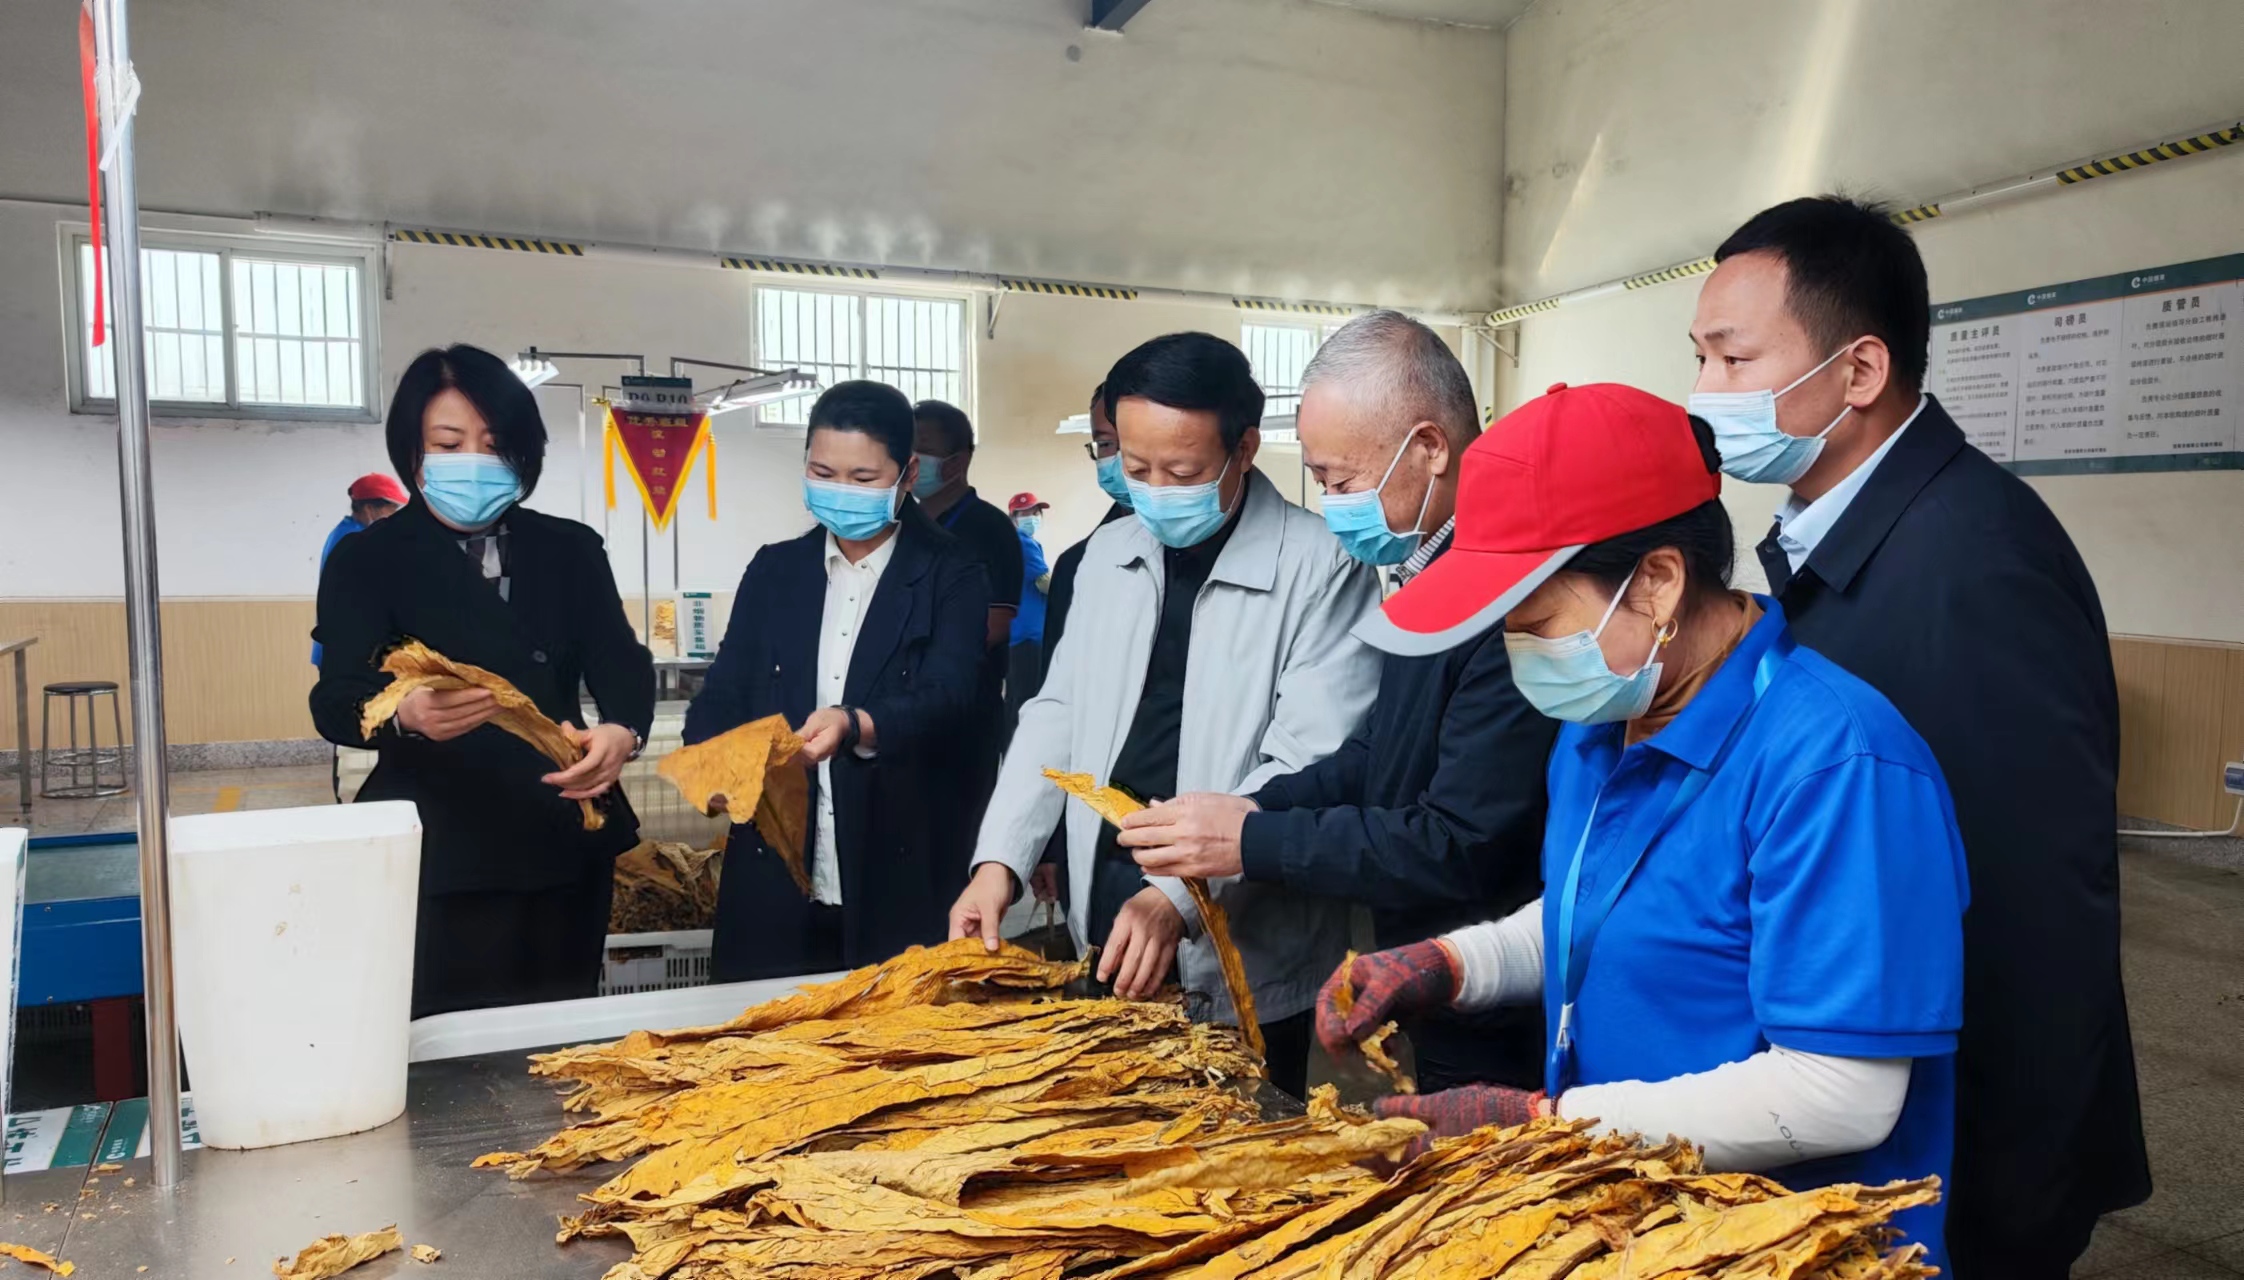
[1118, 311, 1555, 1093]
[1689, 196, 2150, 1278]
[686, 382, 990, 980]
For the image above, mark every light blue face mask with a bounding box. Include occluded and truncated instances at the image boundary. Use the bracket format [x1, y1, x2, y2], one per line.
[419, 453, 522, 530]
[1687, 341, 1859, 486]
[1321, 428, 1432, 567]
[1128, 456, 1235, 549]
[911, 453, 952, 501]
[1016, 514, 1043, 539]
[1095, 452, 1133, 508]
[1502, 569, 1666, 724]
[804, 474, 902, 542]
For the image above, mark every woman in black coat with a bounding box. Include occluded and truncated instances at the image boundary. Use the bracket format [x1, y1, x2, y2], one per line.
[310, 344, 654, 1018]
[685, 381, 990, 981]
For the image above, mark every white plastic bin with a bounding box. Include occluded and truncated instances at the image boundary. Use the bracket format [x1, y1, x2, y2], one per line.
[169, 801, 421, 1150]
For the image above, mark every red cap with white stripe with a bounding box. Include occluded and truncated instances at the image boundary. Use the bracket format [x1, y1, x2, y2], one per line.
[1354, 382, 1719, 656]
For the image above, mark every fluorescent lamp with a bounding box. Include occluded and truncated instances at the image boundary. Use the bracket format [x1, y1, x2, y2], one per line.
[510, 353, 561, 388]
[700, 369, 821, 416]
[1056, 412, 1092, 435]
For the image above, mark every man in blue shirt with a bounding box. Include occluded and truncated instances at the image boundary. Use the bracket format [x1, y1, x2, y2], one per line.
[1005, 491, 1051, 718]
[310, 473, 406, 666]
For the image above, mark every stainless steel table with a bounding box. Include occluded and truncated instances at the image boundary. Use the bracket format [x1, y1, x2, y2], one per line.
[52, 1051, 631, 1278]
[2, 637, 34, 815]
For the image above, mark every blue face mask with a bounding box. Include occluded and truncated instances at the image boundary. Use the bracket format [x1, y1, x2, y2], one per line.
[804, 474, 902, 542]
[1503, 569, 1666, 724]
[1127, 456, 1236, 549]
[1095, 452, 1133, 508]
[419, 454, 521, 529]
[1321, 429, 1432, 567]
[912, 453, 951, 501]
[1016, 514, 1043, 539]
[1687, 342, 1858, 486]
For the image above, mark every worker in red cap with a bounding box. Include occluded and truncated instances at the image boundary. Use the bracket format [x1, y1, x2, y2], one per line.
[310, 473, 408, 666]
[1319, 383, 1969, 1271]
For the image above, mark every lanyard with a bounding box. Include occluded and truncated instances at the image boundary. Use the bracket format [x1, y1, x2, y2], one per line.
[1545, 637, 1789, 1097]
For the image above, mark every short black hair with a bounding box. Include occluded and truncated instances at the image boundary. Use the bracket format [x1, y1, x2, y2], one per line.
[808, 381, 916, 468]
[386, 345, 546, 500]
[1567, 415, 1734, 604]
[913, 399, 975, 455]
[1102, 332, 1263, 451]
[1088, 381, 1105, 408]
[1715, 195, 1930, 393]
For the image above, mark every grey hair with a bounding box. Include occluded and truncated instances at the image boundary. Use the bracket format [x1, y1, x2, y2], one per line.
[1299, 310, 1480, 448]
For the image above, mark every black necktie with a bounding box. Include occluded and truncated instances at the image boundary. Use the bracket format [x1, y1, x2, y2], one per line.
[1756, 523, 1792, 596]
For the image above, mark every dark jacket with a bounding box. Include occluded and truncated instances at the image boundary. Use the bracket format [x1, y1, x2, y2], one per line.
[1240, 575, 1558, 1089]
[1041, 502, 1132, 678]
[1759, 396, 2149, 1245]
[685, 512, 991, 975]
[309, 499, 653, 896]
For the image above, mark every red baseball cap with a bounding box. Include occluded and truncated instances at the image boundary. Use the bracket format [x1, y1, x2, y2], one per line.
[348, 473, 409, 505]
[1008, 491, 1049, 515]
[1354, 382, 1718, 656]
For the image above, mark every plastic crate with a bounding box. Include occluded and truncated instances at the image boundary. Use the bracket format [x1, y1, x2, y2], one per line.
[600, 929, 714, 996]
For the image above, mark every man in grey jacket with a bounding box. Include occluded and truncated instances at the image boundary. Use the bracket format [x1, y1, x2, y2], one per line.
[951, 332, 1381, 1096]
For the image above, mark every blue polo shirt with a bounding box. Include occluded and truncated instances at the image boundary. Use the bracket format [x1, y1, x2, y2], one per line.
[1541, 598, 1966, 1265]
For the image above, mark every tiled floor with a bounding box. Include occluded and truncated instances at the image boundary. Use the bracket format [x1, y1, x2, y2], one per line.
[6, 762, 337, 837]
[8, 765, 2244, 1273]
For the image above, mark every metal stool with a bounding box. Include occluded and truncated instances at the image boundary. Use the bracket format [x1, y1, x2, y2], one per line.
[41, 680, 128, 799]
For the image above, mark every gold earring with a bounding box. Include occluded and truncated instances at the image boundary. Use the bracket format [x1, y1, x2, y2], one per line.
[1656, 620, 1678, 646]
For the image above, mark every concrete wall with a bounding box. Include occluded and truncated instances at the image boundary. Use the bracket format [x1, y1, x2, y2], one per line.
[1495, 0, 2244, 644]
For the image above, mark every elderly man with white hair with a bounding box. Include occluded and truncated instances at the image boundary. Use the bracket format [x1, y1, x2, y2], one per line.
[1117, 310, 1558, 1093]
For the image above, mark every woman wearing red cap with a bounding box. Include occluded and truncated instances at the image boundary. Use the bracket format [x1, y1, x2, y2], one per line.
[1329, 383, 1968, 1268]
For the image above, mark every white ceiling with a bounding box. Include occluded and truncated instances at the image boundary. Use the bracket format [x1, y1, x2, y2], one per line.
[1305, 0, 1539, 28]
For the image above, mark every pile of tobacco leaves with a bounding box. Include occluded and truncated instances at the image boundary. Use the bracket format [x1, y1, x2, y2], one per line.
[480, 940, 1938, 1280]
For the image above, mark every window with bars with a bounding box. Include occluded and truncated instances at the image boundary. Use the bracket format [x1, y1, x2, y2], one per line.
[753, 286, 968, 427]
[1241, 320, 1348, 420]
[68, 232, 379, 418]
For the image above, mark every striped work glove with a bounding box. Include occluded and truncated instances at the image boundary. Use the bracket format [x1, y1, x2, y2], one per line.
[1314, 940, 1459, 1060]
[1375, 1085, 1549, 1156]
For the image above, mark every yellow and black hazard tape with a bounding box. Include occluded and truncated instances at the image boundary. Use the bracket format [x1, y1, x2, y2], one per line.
[1233, 298, 1354, 316]
[2058, 125, 2242, 183]
[998, 278, 1137, 300]
[1890, 204, 1942, 224]
[1486, 296, 1562, 327]
[1623, 257, 1717, 290]
[721, 257, 880, 279]
[390, 229, 584, 254]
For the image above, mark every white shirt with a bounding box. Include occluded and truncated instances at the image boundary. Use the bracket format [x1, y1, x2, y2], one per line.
[1772, 394, 1929, 572]
[811, 529, 897, 905]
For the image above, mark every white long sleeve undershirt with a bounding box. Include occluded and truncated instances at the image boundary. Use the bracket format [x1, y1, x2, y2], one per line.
[1438, 900, 1912, 1172]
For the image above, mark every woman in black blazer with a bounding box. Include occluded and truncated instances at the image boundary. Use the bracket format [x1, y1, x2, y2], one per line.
[310, 344, 654, 1018]
[685, 381, 990, 981]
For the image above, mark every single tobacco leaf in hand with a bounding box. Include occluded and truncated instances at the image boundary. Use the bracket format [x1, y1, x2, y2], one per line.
[1359, 1021, 1415, 1095]
[1043, 770, 1264, 1060]
[660, 715, 810, 894]
[357, 640, 604, 831]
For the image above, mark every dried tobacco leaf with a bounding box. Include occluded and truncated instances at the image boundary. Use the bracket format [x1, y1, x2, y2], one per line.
[271, 1225, 402, 1280]
[1044, 770, 1264, 1058]
[355, 640, 602, 830]
[1359, 1022, 1416, 1095]
[610, 840, 723, 933]
[658, 715, 810, 893]
[0, 1243, 73, 1276]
